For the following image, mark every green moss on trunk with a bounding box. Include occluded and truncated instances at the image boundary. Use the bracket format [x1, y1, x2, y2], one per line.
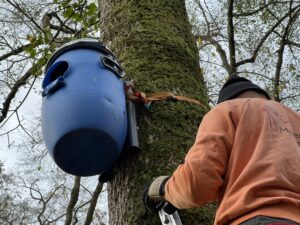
[99, 0, 215, 224]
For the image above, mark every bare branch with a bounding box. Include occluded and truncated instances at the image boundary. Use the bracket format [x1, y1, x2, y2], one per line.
[15, 76, 37, 112]
[285, 39, 300, 48]
[227, 0, 237, 74]
[233, 0, 281, 17]
[83, 180, 104, 225]
[0, 43, 31, 61]
[5, 0, 43, 32]
[239, 70, 274, 81]
[236, 5, 300, 67]
[200, 58, 224, 67]
[42, 12, 78, 35]
[281, 93, 300, 101]
[2, 77, 39, 143]
[0, 63, 39, 124]
[20, 180, 47, 225]
[198, 35, 233, 74]
[80, 184, 93, 196]
[72, 200, 92, 225]
[64, 176, 81, 225]
[274, 2, 299, 101]
[47, 213, 66, 224]
[50, 24, 77, 34]
[45, 183, 63, 204]
[0, 124, 20, 137]
[195, 0, 211, 34]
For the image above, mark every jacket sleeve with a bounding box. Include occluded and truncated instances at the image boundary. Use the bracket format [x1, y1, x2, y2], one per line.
[164, 105, 236, 209]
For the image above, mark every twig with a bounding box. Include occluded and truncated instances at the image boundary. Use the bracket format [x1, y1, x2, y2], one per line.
[0, 43, 32, 61]
[233, 0, 281, 17]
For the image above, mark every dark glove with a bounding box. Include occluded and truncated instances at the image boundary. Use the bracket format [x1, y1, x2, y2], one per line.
[143, 176, 169, 212]
[163, 202, 178, 214]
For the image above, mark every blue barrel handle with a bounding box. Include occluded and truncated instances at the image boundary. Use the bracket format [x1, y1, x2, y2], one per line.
[42, 76, 65, 97]
[101, 55, 125, 78]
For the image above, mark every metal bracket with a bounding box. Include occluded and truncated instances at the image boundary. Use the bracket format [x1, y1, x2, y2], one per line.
[158, 204, 183, 225]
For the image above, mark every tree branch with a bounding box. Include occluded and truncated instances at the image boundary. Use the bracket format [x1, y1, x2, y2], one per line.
[198, 35, 233, 74]
[23, 181, 46, 225]
[50, 24, 77, 34]
[236, 5, 300, 67]
[83, 180, 104, 225]
[43, 12, 78, 34]
[274, 2, 298, 101]
[285, 39, 300, 48]
[195, 0, 211, 34]
[0, 63, 39, 124]
[71, 200, 92, 225]
[227, 0, 236, 73]
[64, 176, 81, 225]
[233, 0, 281, 17]
[280, 93, 300, 101]
[0, 43, 31, 61]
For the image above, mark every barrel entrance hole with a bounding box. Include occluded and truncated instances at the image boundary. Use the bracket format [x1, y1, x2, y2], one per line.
[42, 61, 69, 88]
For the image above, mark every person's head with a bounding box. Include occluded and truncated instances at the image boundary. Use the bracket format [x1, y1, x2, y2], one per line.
[217, 75, 270, 103]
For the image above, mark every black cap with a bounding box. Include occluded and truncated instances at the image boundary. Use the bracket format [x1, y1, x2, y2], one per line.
[217, 75, 270, 103]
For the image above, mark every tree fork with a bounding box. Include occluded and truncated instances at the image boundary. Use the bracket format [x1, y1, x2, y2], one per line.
[99, 1, 215, 224]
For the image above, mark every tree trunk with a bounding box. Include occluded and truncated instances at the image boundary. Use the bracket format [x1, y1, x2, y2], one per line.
[99, 1, 215, 224]
[64, 176, 81, 225]
[84, 181, 104, 225]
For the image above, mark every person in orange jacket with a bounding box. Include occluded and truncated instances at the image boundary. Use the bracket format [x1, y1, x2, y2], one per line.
[143, 75, 300, 225]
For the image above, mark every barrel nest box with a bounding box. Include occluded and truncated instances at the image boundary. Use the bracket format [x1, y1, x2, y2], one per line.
[41, 39, 127, 176]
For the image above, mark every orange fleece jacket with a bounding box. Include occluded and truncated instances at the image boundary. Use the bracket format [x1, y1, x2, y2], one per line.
[165, 98, 300, 225]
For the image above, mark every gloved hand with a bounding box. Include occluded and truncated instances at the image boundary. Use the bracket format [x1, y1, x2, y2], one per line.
[143, 176, 169, 212]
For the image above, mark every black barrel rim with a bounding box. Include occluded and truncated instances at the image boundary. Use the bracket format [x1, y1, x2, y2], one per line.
[45, 39, 119, 72]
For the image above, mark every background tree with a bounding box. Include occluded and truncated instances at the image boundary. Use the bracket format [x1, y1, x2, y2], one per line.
[187, 0, 300, 108]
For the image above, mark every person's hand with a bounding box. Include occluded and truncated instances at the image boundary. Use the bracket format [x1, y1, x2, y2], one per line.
[143, 176, 169, 212]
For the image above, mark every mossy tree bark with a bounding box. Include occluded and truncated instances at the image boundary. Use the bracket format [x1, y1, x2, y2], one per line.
[99, 1, 215, 224]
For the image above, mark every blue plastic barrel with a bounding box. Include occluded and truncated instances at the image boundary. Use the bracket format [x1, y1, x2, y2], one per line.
[41, 39, 127, 176]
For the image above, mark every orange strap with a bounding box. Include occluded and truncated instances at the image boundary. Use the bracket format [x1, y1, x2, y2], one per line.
[145, 92, 208, 109]
[125, 81, 208, 110]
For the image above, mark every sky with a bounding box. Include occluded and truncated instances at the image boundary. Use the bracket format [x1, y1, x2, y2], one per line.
[0, 81, 42, 170]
